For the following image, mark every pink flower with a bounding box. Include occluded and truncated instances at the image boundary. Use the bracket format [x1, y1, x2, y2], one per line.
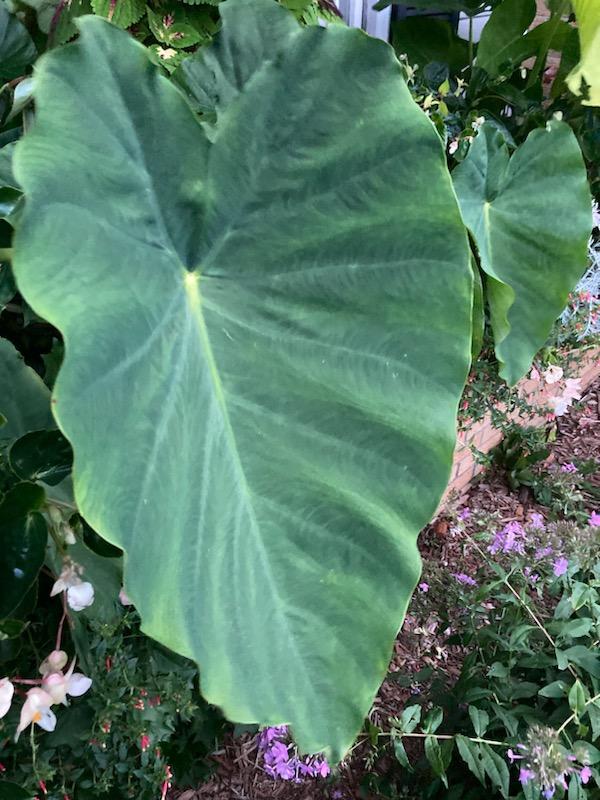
[519, 768, 535, 784]
[589, 512, 600, 527]
[418, 582, 429, 592]
[580, 766, 592, 784]
[140, 734, 150, 751]
[561, 462, 577, 474]
[553, 557, 569, 577]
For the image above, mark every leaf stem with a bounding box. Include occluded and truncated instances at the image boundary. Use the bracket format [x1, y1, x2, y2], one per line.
[463, 532, 578, 679]
[557, 691, 600, 735]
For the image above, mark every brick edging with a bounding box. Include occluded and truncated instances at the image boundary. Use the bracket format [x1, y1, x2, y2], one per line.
[443, 348, 600, 501]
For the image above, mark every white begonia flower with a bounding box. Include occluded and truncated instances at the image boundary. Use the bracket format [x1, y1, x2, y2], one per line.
[67, 582, 94, 611]
[39, 650, 68, 676]
[15, 688, 56, 740]
[42, 659, 92, 706]
[0, 677, 14, 718]
[51, 561, 94, 611]
[543, 365, 563, 384]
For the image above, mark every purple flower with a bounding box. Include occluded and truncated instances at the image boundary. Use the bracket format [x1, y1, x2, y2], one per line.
[489, 521, 525, 555]
[418, 582, 429, 592]
[519, 768, 535, 784]
[543, 788, 555, 799]
[258, 725, 288, 749]
[264, 741, 290, 766]
[589, 511, 600, 527]
[535, 546, 553, 559]
[507, 748, 523, 763]
[452, 573, 477, 587]
[458, 507, 471, 520]
[274, 759, 297, 780]
[312, 758, 331, 778]
[553, 557, 569, 577]
[561, 462, 578, 473]
[581, 766, 592, 784]
[529, 512, 545, 529]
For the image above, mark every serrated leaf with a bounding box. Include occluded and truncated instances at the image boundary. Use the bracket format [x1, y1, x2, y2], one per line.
[453, 122, 591, 385]
[91, 0, 145, 28]
[51, 0, 93, 46]
[12, 4, 473, 757]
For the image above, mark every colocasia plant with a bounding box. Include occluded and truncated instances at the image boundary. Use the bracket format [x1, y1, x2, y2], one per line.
[0, 0, 599, 777]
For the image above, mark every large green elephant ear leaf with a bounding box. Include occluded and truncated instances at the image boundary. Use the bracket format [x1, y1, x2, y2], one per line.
[568, 0, 600, 106]
[13, 1, 472, 757]
[453, 122, 591, 386]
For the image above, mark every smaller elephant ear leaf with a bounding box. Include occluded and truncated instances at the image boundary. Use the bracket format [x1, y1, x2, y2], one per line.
[453, 121, 591, 386]
[0, 4, 36, 82]
[0, 482, 47, 619]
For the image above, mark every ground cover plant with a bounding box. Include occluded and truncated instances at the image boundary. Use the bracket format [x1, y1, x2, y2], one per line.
[0, 0, 599, 796]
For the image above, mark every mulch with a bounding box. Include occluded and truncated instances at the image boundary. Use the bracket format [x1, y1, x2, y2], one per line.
[171, 377, 600, 800]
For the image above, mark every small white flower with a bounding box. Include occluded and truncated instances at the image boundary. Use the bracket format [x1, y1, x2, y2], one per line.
[67, 582, 94, 611]
[15, 688, 56, 740]
[51, 561, 94, 611]
[39, 650, 68, 676]
[593, 200, 600, 229]
[472, 116, 485, 130]
[543, 365, 564, 384]
[42, 659, 92, 706]
[0, 677, 14, 718]
[448, 140, 459, 155]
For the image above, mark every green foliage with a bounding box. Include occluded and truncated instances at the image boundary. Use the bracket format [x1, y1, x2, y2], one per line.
[453, 122, 591, 385]
[391, 17, 470, 75]
[476, 0, 536, 78]
[568, 0, 600, 106]
[0, 3, 36, 82]
[385, 511, 600, 798]
[10, 0, 477, 756]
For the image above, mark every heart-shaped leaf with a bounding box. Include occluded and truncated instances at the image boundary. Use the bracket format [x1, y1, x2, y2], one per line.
[13, 3, 472, 756]
[453, 122, 591, 385]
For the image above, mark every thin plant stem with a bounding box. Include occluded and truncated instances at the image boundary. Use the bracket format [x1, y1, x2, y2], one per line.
[557, 691, 600, 735]
[463, 532, 578, 679]
[468, 15, 474, 72]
